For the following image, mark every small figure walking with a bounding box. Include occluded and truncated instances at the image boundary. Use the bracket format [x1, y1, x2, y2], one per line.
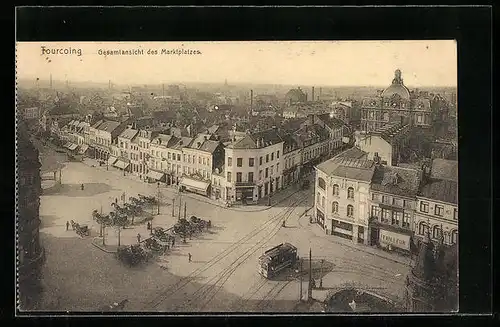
[81, 183, 84, 190]
[172, 237, 175, 247]
[115, 198, 118, 204]
[188, 253, 192, 263]
[147, 222, 151, 230]
[282, 220, 286, 227]
[208, 220, 211, 228]
[137, 233, 141, 244]
[66, 221, 69, 231]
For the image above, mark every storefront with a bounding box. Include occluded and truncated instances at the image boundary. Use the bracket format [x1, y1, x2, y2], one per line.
[77, 144, 89, 155]
[180, 177, 210, 197]
[235, 185, 255, 204]
[107, 155, 118, 167]
[146, 169, 166, 183]
[113, 159, 130, 172]
[316, 209, 325, 229]
[370, 222, 412, 255]
[331, 219, 353, 240]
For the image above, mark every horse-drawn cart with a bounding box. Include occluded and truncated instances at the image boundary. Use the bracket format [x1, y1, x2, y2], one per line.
[71, 220, 91, 237]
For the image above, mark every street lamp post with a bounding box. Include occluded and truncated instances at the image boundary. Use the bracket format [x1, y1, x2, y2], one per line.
[268, 176, 272, 206]
[157, 182, 160, 215]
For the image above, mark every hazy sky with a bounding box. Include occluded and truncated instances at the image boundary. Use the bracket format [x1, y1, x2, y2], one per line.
[16, 41, 457, 87]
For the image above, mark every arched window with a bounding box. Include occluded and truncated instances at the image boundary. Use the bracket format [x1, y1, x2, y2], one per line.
[418, 221, 428, 236]
[332, 184, 339, 196]
[347, 187, 354, 199]
[318, 177, 326, 190]
[347, 205, 354, 217]
[451, 230, 458, 244]
[332, 201, 339, 214]
[432, 225, 441, 239]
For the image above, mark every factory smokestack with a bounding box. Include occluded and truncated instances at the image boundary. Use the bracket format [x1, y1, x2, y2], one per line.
[50, 74, 53, 89]
[312, 87, 315, 103]
[319, 87, 322, 98]
[250, 89, 253, 113]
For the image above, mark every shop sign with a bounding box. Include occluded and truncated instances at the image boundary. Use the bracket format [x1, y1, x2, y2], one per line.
[379, 229, 410, 251]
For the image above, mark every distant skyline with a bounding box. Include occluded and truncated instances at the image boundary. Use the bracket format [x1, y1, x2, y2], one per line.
[16, 41, 457, 87]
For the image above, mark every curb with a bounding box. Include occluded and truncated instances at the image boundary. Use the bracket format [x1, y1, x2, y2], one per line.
[297, 213, 411, 267]
[82, 157, 303, 213]
[91, 237, 117, 253]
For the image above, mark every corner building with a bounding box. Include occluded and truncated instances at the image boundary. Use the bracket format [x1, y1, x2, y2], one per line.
[224, 128, 284, 204]
[314, 149, 375, 244]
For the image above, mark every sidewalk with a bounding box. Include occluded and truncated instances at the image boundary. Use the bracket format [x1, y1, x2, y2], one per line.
[80, 157, 302, 213]
[298, 208, 411, 267]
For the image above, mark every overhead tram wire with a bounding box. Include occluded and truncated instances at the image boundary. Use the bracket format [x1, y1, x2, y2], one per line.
[142, 192, 309, 310]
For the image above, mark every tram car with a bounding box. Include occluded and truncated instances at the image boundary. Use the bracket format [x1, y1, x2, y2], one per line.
[258, 243, 298, 279]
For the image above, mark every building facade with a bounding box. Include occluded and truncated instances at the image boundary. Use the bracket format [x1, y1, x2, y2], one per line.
[361, 69, 433, 132]
[314, 155, 375, 244]
[224, 128, 284, 204]
[369, 165, 422, 255]
[414, 159, 458, 246]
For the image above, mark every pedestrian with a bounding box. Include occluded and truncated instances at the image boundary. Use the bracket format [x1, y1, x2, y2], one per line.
[208, 220, 211, 228]
[147, 222, 151, 230]
[172, 237, 175, 247]
[188, 253, 192, 263]
[66, 221, 69, 231]
[137, 233, 141, 244]
[81, 183, 84, 190]
[115, 198, 118, 204]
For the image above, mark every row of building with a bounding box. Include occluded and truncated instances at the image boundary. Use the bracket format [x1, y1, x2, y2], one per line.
[54, 113, 348, 204]
[314, 146, 458, 254]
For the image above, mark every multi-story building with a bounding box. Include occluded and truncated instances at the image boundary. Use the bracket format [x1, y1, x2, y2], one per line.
[361, 69, 433, 132]
[368, 165, 423, 255]
[414, 159, 458, 246]
[280, 133, 302, 187]
[112, 127, 139, 174]
[179, 134, 225, 197]
[224, 127, 284, 204]
[17, 123, 45, 309]
[148, 133, 183, 184]
[88, 120, 126, 161]
[314, 152, 376, 244]
[355, 122, 411, 166]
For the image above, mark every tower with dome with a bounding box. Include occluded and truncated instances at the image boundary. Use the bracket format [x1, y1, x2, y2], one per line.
[360, 69, 435, 132]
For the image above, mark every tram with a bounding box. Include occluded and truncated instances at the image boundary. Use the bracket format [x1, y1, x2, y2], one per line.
[258, 243, 298, 279]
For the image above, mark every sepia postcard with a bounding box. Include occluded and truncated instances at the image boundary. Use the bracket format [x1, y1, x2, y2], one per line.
[16, 40, 458, 314]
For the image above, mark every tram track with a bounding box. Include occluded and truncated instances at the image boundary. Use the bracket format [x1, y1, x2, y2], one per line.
[185, 196, 309, 311]
[141, 192, 308, 310]
[253, 279, 294, 312]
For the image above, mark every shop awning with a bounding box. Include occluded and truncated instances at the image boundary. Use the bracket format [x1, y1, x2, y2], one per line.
[78, 144, 89, 154]
[113, 160, 130, 170]
[68, 143, 78, 151]
[180, 177, 210, 192]
[147, 170, 165, 180]
[107, 156, 117, 165]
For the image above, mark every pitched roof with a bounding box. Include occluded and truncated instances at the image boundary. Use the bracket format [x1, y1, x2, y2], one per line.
[229, 128, 283, 149]
[371, 165, 423, 197]
[335, 147, 368, 160]
[430, 159, 458, 182]
[316, 157, 376, 182]
[316, 113, 345, 130]
[371, 122, 410, 143]
[119, 128, 139, 140]
[97, 120, 121, 133]
[199, 140, 221, 153]
[419, 179, 458, 204]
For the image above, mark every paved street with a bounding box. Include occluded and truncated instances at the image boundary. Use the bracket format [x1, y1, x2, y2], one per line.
[36, 145, 411, 312]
